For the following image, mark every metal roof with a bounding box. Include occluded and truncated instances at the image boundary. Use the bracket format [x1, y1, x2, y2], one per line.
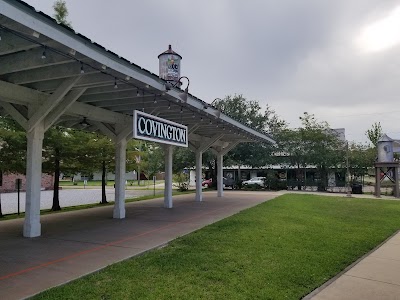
[0, 0, 276, 148]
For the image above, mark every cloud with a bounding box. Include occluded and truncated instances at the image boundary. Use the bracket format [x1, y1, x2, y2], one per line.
[21, 0, 400, 142]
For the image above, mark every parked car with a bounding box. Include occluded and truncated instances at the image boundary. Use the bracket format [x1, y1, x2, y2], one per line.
[202, 178, 212, 188]
[242, 177, 266, 187]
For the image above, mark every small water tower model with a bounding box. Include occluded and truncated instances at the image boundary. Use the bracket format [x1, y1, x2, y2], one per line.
[377, 134, 394, 162]
[375, 134, 400, 198]
[158, 45, 182, 87]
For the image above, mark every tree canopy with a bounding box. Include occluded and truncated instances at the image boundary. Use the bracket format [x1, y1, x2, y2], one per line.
[53, 0, 72, 28]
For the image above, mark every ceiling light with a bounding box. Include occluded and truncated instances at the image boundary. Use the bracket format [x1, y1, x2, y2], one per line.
[80, 62, 84, 74]
[153, 96, 157, 104]
[114, 78, 118, 89]
[102, 65, 107, 70]
[168, 102, 171, 110]
[79, 117, 90, 128]
[41, 47, 46, 59]
[137, 90, 140, 97]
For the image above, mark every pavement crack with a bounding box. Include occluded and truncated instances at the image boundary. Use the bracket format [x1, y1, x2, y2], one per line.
[344, 274, 400, 287]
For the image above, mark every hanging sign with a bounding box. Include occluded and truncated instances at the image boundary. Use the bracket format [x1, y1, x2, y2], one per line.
[133, 110, 188, 147]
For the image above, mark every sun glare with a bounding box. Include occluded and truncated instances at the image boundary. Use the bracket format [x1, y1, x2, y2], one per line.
[357, 6, 400, 53]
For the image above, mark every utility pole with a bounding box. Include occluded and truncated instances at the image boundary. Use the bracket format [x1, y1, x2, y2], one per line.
[346, 141, 352, 197]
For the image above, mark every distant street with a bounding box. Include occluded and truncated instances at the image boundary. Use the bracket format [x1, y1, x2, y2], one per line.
[0, 188, 164, 215]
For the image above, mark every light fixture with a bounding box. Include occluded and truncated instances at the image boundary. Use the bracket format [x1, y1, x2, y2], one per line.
[69, 48, 76, 56]
[32, 31, 40, 38]
[145, 84, 150, 89]
[79, 117, 90, 128]
[216, 122, 219, 128]
[114, 78, 118, 89]
[41, 47, 46, 59]
[168, 102, 171, 110]
[137, 90, 140, 97]
[125, 76, 130, 81]
[169, 76, 190, 102]
[153, 95, 157, 104]
[209, 119, 212, 125]
[101, 65, 107, 70]
[223, 126, 226, 131]
[192, 112, 195, 118]
[142, 93, 145, 112]
[201, 116, 203, 122]
[180, 107, 183, 114]
[80, 62, 84, 74]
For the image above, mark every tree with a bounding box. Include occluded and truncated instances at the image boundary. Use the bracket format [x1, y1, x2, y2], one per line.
[299, 113, 345, 191]
[211, 95, 286, 185]
[276, 128, 307, 190]
[71, 132, 115, 204]
[43, 127, 77, 211]
[348, 142, 375, 180]
[53, 0, 72, 28]
[366, 122, 383, 147]
[0, 117, 27, 217]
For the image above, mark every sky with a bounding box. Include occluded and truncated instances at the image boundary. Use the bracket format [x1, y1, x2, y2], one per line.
[22, 0, 400, 143]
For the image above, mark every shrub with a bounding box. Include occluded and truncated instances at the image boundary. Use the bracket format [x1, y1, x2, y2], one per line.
[173, 173, 190, 192]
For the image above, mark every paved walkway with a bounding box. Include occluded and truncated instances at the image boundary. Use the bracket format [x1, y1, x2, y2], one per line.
[0, 191, 278, 300]
[1, 190, 399, 299]
[306, 231, 400, 300]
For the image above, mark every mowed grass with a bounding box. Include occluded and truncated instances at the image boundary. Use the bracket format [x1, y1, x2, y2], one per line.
[34, 194, 400, 300]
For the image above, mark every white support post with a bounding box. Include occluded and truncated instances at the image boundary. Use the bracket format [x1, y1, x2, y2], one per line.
[23, 121, 44, 237]
[164, 145, 174, 208]
[113, 138, 127, 219]
[217, 153, 224, 197]
[195, 150, 203, 202]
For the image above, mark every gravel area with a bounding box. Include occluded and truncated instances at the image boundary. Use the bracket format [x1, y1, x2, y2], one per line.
[0, 188, 164, 215]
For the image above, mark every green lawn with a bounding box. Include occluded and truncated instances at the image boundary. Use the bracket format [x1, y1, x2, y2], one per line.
[34, 194, 400, 300]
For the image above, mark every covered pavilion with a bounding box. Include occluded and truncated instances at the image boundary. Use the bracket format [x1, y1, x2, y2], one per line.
[0, 0, 275, 237]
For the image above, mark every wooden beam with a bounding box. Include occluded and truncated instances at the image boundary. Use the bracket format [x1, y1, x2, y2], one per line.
[0, 101, 28, 130]
[28, 76, 82, 131]
[44, 88, 87, 131]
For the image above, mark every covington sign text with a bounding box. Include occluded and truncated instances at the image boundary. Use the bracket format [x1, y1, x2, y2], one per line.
[133, 110, 188, 147]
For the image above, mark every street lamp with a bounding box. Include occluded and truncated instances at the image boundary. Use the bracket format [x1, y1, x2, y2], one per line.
[165, 76, 190, 102]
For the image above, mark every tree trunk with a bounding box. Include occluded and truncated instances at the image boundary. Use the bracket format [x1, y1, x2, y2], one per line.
[317, 166, 328, 192]
[0, 192, 3, 218]
[101, 160, 107, 204]
[296, 165, 302, 191]
[212, 158, 218, 190]
[52, 148, 61, 211]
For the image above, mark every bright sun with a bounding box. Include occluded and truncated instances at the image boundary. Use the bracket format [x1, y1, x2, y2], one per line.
[356, 6, 400, 53]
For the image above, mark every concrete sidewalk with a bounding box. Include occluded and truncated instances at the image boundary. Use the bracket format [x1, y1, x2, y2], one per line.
[306, 231, 400, 300]
[0, 191, 278, 300]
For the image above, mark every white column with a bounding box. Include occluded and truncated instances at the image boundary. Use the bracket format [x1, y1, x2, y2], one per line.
[23, 122, 44, 237]
[217, 153, 224, 197]
[195, 150, 203, 202]
[164, 145, 174, 208]
[113, 138, 127, 219]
